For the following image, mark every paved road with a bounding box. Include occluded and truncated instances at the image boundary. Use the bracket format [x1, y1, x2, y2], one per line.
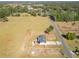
[50, 19, 75, 58]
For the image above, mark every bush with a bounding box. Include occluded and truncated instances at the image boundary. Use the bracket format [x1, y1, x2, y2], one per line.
[49, 25, 53, 30]
[44, 25, 53, 34]
[31, 12, 36, 16]
[38, 13, 41, 16]
[66, 32, 76, 40]
[0, 17, 8, 22]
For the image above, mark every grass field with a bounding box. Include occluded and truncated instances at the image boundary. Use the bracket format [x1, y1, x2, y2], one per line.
[0, 15, 52, 57]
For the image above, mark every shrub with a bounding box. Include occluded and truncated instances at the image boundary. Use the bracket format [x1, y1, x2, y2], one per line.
[49, 25, 53, 30]
[0, 17, 8, 22]
[38, 13, 41, 16]
[66, 32, 76, 40]
[31, 12, 36, 16]
[44, 25, 53, 34]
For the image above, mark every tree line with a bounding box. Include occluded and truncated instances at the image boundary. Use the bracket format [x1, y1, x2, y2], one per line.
[0, 2, 79, 22]
[45, 2, 79, 22]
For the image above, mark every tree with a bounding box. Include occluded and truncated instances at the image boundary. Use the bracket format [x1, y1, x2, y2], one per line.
[30, 12, 36, 16]
[66, 32, 76, 40]
[0, 8, 10, 22]
[74, 8, 79, 21]
[0, 8, 10, 18]
[38, 12, 41, 16]
[14, 6, 23, 13]
[44, 25, 53, 34]
[7, 6, 15, 15]
[23, 6, 28, 12]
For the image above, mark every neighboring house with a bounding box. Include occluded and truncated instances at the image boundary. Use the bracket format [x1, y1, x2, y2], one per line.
[37, 35, 46, 43]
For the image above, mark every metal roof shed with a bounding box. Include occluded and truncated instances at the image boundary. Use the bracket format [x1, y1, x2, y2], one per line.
[37, 35, 46, 43]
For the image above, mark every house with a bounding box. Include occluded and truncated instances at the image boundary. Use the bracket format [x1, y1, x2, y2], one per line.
[37, 35, 46, 43]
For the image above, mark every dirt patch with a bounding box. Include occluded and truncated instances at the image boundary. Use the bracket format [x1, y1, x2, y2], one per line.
[56, 21, 79, 35]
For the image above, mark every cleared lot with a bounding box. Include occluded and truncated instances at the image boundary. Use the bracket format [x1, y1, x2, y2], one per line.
[0, 16, 51, 57]
[0, 15, 62, 57]
[56, 21, 79, 35]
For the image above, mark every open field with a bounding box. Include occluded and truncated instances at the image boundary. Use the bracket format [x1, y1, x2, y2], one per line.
[0, 1, 79, 58]
[0, 15, 62, 57]
[0, 15, 50, 57]
[56, 21, 79, 57]
[56, 21, 79, 35]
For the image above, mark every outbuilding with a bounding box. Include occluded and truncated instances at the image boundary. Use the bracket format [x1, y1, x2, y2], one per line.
[37, 35, 46, 43]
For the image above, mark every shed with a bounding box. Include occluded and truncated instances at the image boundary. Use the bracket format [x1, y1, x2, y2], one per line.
[37, 35, 46, 43]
